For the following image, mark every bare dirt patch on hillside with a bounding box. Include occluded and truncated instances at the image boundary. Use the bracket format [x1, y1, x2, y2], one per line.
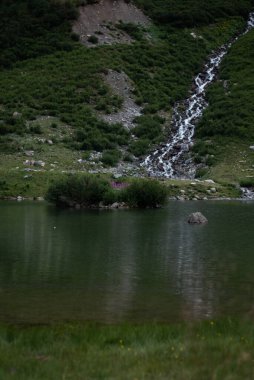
[99, 69, 142, 129]
[73, 0, 151, 46]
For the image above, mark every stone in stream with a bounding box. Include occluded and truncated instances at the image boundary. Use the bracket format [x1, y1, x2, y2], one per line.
[188, 212, 208, 224]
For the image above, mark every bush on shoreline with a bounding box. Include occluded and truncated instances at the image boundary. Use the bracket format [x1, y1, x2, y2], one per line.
[46, 175, 168, 208]
[122, 179, 168, 208]
[46, 174, 113, 207]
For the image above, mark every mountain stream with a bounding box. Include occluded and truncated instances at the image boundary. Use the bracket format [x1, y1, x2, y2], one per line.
[142, 13, 254, 178]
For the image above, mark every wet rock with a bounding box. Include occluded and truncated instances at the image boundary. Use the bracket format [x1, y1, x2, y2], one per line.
[13, 111, 22, 119]
[23, 160, 45, 167]
[24, 151, 34, 157]
[111, 202, 120, 208]
[34, 161, 45, 167]
[188, 212, 208, 224]
[17, 196, 23, 202]
[250, 146, 254, 151]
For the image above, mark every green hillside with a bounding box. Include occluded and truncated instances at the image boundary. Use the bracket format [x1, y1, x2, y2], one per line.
[134, 0, 253, 26]
[0, 0, 254, 196]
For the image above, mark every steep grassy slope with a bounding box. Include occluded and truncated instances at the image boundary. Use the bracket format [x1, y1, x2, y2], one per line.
[193, 29, 254, 183]
[0, 0, 254, 196]
[134, 0, 254, 26]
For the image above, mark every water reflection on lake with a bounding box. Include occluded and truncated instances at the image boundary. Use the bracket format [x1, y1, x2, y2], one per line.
[0, 200, 254, 324]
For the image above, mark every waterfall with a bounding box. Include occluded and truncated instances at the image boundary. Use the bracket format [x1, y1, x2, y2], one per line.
[142, 12, 254, 179]
[241, 187, 254, 200]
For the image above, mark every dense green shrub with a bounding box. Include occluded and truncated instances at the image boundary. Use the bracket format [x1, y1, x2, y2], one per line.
[132, 115, 164, 143]
[0, 0, 78, 68]
[129, 139, 150, 157]
[101, 149, 122, 166]
[122, 179, 168, 208]
[46, 175, 168, 208]
[46, 174, 111, 207]
[116, 22, 144, 40]
[134, 0, 253, 27]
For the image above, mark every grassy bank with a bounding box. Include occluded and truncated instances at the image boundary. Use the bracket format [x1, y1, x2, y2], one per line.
[0, 169, 241, 200]
[0, 319, 254, 379]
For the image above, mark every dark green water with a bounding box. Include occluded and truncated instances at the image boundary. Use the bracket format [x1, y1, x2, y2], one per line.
[0, 201, 254, 324]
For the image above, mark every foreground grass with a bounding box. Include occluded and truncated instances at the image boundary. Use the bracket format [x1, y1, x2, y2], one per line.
[0, 320, 254, 379]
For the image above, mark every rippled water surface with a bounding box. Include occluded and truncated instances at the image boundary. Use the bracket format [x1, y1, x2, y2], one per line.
[1, 201, 254, 324]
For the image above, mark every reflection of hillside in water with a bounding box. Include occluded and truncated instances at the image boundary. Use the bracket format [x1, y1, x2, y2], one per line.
[170, 219, 215, 320]
[1, 202, 254, 323]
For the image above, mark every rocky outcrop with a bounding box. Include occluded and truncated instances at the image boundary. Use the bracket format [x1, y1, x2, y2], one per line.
[188, 212, 208, 224]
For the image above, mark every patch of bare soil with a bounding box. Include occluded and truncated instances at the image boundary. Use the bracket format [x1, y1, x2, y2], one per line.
[100, 69, 142, 129]
[73, 0, 151, 46]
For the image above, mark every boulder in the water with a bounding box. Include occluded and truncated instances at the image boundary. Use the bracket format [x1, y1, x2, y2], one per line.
[188, 212, 208, 224]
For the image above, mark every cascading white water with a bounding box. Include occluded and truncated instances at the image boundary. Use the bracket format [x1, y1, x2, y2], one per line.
[142, 12, 254, 178]
[241, 187, 254, 200]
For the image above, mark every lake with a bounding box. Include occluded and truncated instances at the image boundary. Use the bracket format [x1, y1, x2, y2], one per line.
[0, 200, 254, 324]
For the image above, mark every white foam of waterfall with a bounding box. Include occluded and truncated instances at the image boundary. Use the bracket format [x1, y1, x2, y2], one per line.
[241, 187, 254, 200]
[142, 12, 254, 178]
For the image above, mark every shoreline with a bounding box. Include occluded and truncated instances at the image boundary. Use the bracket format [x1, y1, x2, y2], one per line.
[1, 196, 253, 203]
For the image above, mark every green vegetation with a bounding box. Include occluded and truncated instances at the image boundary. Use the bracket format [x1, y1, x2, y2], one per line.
[45, 174, 112, 207]
[46, 175, 168, 208]
[239, 177, 254, 187]
[0, 0, 78, 69]
[101, 149, 122, 166]
[134, 0, 253, 27]
[197, 29, 254, 140]
[194, 28, 254, 182]
[0, 0, 253, 193]
[0, 319, 254, 379]
[0, 16, 245, 162]
[122, 179, 168, 207]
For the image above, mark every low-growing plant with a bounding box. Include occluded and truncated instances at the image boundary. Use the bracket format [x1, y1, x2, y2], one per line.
[195, 167, 209, 178]
[129, 139, 150, 157]
[101, 149, 121, 166]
